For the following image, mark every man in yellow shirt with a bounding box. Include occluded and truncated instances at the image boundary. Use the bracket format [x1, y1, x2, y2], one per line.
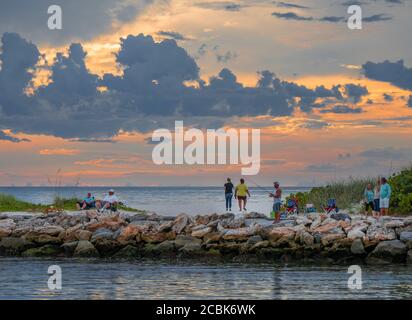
[235, 178, 251, 212]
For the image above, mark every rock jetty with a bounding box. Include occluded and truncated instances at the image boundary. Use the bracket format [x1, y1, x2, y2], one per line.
[1, 210, 412, 265]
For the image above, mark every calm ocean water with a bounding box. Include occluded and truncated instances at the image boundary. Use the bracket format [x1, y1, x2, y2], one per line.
[0, 186, 311, 216]
[0, 258, 411, 300]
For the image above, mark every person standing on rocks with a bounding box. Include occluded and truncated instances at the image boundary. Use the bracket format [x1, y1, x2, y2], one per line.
[379, 177, 392, 217]
[235, 178, 250, 213]
[363, 183, 375, 216]
[224, 178, 234, 212]
[269, 181, 282, 223]
[373, 178, 381, 217]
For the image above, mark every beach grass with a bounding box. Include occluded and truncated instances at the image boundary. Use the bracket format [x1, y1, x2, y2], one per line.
[0, 194, 48, 212]
[0, 193, 145, 213]
[288, 166, 412, 215]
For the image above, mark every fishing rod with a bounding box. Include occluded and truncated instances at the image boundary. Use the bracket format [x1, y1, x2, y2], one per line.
[244, 176, 273, 194]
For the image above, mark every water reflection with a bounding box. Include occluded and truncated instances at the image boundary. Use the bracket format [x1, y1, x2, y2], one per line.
[0, 258, 411, 300]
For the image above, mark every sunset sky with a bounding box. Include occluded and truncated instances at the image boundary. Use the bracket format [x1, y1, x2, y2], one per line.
[0, 0, 412, 186]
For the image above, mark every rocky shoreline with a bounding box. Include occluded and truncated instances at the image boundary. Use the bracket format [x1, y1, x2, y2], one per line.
[0, 210, 412, 265]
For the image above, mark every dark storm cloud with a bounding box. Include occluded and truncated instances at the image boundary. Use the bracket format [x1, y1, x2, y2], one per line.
[362, 60, 412, 90]
[408, 96, 412, 108]
[363, 14, 392, 22]
[0, 0, 152, 45]
[343, 83, 369, 103]
[0, 33, 40, 115]
[272, 11, 392, 24]
[156, 31, 191, 41]
[272, 12, 314, 21]
[319, 16, 346, 23]
[275, 2, 310, 9]
[320, 105, 363, 114]
[305, 163, 337, 173]
[359, 147, 411, 160]
[383, 93, 394, 102]
[0, 32, 371, 139]
[194, 2, 246, 11]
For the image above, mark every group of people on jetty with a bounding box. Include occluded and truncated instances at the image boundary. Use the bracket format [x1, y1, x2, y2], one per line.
[76, 177, 392, 224]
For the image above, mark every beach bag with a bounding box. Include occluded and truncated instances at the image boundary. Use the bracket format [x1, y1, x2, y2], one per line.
[270, 211, 276, 219]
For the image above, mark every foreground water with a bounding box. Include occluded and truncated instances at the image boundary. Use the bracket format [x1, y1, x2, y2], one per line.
[0, 186, 311, 216]
[0, 258, 411, 299]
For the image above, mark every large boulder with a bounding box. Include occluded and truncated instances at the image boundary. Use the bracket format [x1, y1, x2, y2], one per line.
[174, 235, 202, 249]
[312, 221, 343, 235]
[112, 245, 139, 258]
[384, 220, 404, 229]
[115, 225, 141, 244]
[297, 230, 314, 246]
[0, 237, 33, 255]
[73, 240, 100, 257]
[351, 238, 366, 255]
[178, 243, 203, 256]
[140, 230, 176, 243]
[172, 214, 191, 234]
[22, 244, 61, 257]
[191, 225, 212, 238]
[367, 240, 407, 264]
[23, 225, 65, 244]
[91, 228, 114, 243]
[266, 227, 296, 242]
[86, 216, 126, 232]
[366, 225, 397, 241]
[221, 227, 257, 241]
[203, 232, 222, 243]
[399, 231, 412, 249]
[0, 219, 17, 237]
[407, 250, 412, 265]
[61, 241, 79, 256]
[347, 229, 366, 240]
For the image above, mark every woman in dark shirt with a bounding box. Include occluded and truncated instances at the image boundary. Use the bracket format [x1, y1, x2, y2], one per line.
[224, 178, 234, 211]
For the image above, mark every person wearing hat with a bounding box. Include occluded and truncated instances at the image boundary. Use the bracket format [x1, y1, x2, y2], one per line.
[98, 189, 119, 212]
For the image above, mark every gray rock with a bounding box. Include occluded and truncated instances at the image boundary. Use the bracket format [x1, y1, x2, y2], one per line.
[191, 226, 212, 238]
[61, 241, 79, 256]
[112, 245, 139, 258]
[347, 229, 366, 240]
[179, 243, 202, 255]
[174, 235, 202, 248]
[91, 228, 114, 242]
[384, 220, 404, 229]
[74, 240, 99, 257]
[400, 231, 412, 249]
[367, 240, 407, 263]
[22, 244, 61, 257]
[351, 238, 366, 255]
[172, 214, 190, 234]
[407, 250, 412, 265]
[155, 240, 176, 253]
[246, 235, 263, 245]
[0, 237, 33, 254]
[403, 217, 412, 226]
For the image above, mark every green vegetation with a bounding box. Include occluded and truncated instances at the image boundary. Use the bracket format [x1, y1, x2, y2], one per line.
[0, 194, 48, 212]
[287, 167, 412, 215]
[388, 167, 412, 214]
[0, 194, 145, 213]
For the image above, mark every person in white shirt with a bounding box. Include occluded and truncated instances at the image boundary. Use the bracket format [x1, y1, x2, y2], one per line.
[97, 189, 119, 212]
